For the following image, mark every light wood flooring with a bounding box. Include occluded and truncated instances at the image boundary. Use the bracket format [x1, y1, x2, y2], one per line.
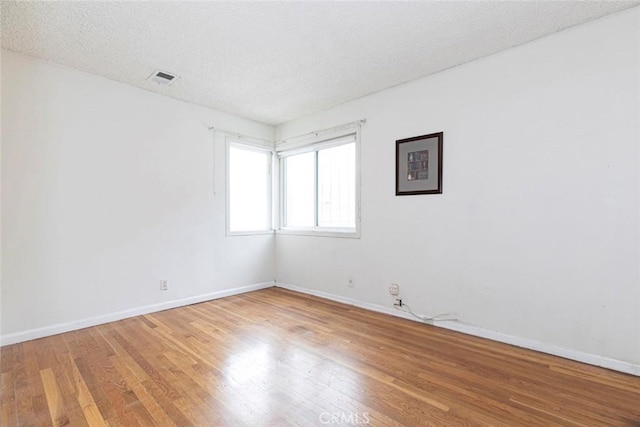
[1, 287, 639, 426]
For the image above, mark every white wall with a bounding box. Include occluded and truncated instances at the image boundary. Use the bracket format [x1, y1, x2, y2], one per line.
[1, 51, 275, 340]
[276, 8, 640, 366]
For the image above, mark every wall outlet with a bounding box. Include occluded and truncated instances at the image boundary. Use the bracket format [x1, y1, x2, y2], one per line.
[160, 280, 168, 291]
[389, 284, 400, 296]
[347, 275, 355, 288]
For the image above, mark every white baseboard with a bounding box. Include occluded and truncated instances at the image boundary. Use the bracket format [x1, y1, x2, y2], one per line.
[1, 282, 275, 346]
[276, 282, 640, 377]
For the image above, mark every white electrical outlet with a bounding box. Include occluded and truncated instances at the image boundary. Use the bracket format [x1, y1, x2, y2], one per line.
[347, 275, 355, 288]
[160, 280, 168, 291]
[389, 284, 399, 296]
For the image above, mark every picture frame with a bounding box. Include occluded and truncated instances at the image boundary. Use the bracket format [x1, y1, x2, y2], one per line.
[395, 132, 443, 195]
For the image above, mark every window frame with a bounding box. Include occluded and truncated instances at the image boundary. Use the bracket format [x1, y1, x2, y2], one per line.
[225, 139, 275, 236]
[276, 129, 361, 239]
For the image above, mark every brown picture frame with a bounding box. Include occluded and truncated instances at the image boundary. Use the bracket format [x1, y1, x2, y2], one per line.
[395, 132, 443, 195]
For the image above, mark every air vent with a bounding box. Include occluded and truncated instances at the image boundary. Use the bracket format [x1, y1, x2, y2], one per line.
[147, 70, 178, 86]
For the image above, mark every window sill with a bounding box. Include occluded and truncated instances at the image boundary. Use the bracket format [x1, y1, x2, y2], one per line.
[227, 230, 275, 237]
[276, 228, 360, 239]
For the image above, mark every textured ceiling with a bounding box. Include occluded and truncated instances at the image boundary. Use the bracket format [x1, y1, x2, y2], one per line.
[2, 1, 638, 125]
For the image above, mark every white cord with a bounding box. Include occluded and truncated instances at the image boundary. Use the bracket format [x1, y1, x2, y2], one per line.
[396, 302, 457, 323]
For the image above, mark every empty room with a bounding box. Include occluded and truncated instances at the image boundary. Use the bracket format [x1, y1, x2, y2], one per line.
[1, 1, 640, 426]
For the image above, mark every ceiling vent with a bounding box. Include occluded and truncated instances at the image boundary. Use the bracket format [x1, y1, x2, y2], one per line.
[147, 70, 178, 86]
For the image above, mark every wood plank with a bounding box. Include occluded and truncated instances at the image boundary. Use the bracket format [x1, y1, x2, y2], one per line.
[69, 354, 107, 427]
[40, 367, 70, 426]
[1, 371, 18, 426]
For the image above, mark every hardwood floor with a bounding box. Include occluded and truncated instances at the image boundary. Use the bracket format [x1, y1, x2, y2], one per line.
[1, 287, 639, 426]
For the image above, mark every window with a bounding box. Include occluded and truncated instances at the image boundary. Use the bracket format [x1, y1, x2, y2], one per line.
[318, 142, 356, 228]
[279, 132, 359, 236]
[283, 152, 315, 227]
[227, 142, 272, 234]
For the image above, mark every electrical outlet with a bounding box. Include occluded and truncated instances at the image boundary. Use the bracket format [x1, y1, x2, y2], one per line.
[160, 280, 168, 291]
[389, 284, 399, 296]
[347, 275, 355, 288]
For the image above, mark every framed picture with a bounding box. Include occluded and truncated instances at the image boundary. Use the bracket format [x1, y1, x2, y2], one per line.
[395, 132, 443, 195]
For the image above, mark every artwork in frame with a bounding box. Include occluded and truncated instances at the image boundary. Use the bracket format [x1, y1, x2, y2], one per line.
[395, 132, 443, 195]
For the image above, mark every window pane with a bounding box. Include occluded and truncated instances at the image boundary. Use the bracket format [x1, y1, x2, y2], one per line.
[229, 145, 270, 232]
[318, 143, 356, 228]
[284, 152, 315, 227]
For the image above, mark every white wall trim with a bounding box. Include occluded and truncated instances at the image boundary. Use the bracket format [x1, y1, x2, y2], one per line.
[275, 282, 640, 377]
[1, 282, 275, 346]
